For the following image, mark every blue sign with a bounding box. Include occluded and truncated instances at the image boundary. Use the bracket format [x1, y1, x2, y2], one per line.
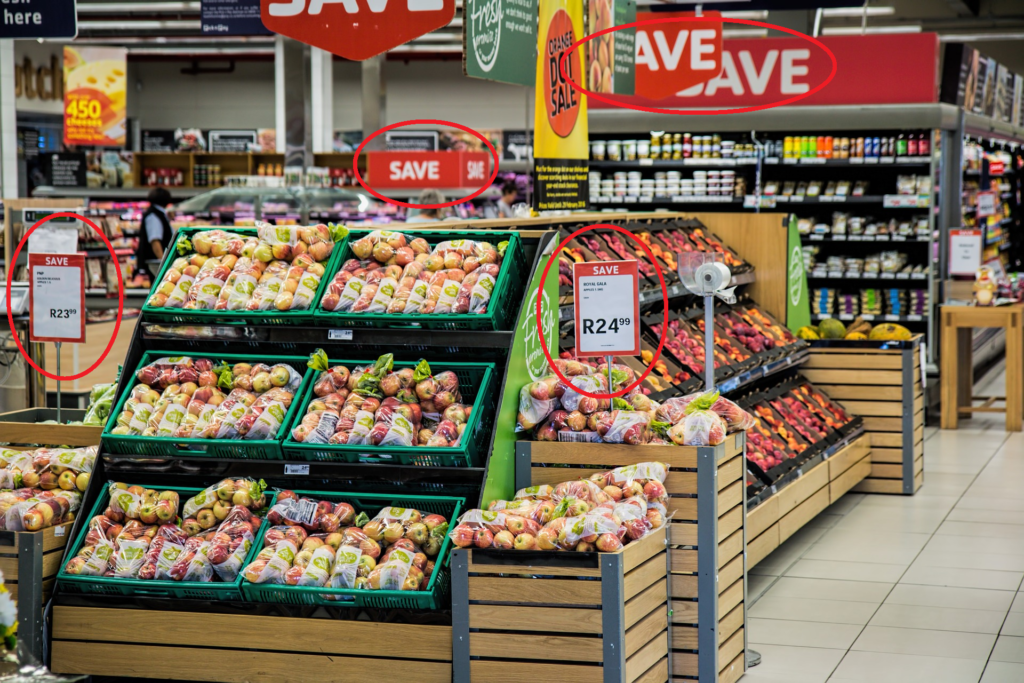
[0, 0, 76, 39]
[201, 0, 271, 36]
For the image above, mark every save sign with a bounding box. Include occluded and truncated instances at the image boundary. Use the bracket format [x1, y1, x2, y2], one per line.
[634, 12, 722, 101]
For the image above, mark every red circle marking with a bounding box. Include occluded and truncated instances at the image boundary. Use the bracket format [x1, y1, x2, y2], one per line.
[559, 16, 838, 116]
[536, 224, 669, 400]
[5, 212, 124, 382]
[352, 119, 500, 209]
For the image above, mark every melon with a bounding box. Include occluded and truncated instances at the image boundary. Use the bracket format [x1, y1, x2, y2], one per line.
[869, 323, 912, 341]
[818, 318, 847, 339]
[845, 332, 868, 340]
[796, 326, 820, 340]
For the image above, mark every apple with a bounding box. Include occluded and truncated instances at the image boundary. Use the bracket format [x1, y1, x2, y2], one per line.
[269, 366, 292, 387]
[39, 472, 59, 490]
[301, 537, 324, 552]
[576, 541, 595, 552]
[383, 521, 405, 546]
[473, 528, 494, 549]
[252, 373, 272, 394]
[644, 480, 667, 500]
[138, 503, 159, 525]
[505, 516, 527, 536]
[449, 524, 475, 549]
[492, 530, 514, 550]
[212, 500, 232, 521]
[405, 522, 428, 546]
[513, 533, 536, 551]
[196, 509, 217, 529]
[595, 533, 623, 552]
[215, 479, 236, 501]
[21, 471, 40, 488]
[324, 533, 344, 551]
[22, 510, 43, 532]
[357, 554, 376, 577]
[603, 486, 623, 502]
[253, 243, 273, 262]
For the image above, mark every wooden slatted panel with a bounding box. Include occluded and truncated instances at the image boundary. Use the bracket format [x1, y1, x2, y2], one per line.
[471, 633, 602, 661]
[718, 505, 743, 543]
[625, 526, 667, 573]
[777, 461, 829, 516]
[718, 530, 743, 570]
[802, 368, 913, 386]
[718, 578, 743, 616]
[719, 628, 744, 672]
[672, 625, 697, 650]
[817, 384, 903, 401]
[634, 657, 669, 683]
[719, 603, 744, 644]
[747, 495, 779, 539]
[719, 555, 743, 595]
[747, 523, 779, 569]
[625, 605, 669, 658]
[669, 522, 696, 546]
[871, 424, 924, 447]
[468, 576, 602, 604]
[717, 455, 743, 491]
[670, 573, 697, 600]
[672, 652, 698, 677]
[625, 553, 668, 601]
[471, 660, 601, 682]
[828, 435, 871, 478]
[470, 604, 603, 633]
[625, 579, 668, 629]
[719, 652, 745, 683]
[625, 632, 668, 683]
[838, 400, 903, 417]
[780, 487, 830, 543]
[830, 455, 871, 501]
[803, 353, 903, 369]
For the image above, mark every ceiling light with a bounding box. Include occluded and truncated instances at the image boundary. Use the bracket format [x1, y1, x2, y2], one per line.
[939, 32, 1024, 42]
[821, 6, 895, 17]
[720, 11, 768, 20]
[78, 19, 201, 30]
[723, 29, 768, 38]
[77, 2, 201, 12]
[821, 25, 921, 35]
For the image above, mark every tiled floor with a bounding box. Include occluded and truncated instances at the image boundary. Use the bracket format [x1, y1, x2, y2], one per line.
[744, 364, 1024, 682]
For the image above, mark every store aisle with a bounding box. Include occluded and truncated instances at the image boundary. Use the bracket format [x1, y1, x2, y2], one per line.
[743, 364, 1024, 683]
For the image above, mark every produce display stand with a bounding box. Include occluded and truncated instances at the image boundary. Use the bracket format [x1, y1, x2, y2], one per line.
[803, 336, 925, 494]
[746, 433, 871, 569]
[0, 410, 102, 448]
[1, 522, 73, 664]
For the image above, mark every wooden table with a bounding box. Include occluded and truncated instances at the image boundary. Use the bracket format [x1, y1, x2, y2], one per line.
[940, 304, 1023, 431]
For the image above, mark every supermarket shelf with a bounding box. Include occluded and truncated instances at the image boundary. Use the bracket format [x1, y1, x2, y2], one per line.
[87, 290, 149, 310]
[32, 186, 204, 200]
[716, 347, 810, 394]
[807, 272, 929, 282]
[767, 195, 929, 208]
[763, 155, 932, 167]
[591, 195, 740, 206]
[812, 313, 926, 323]
[590, 158, 759, 168]
[81, 248, 134, 257]
[803, 234, 930, 243]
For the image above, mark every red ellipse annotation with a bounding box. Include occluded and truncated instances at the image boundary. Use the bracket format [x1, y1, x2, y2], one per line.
[560, 16, 838, 116]
[353, 119, 500, 210]
[536, 224, 669, 401]
[5, 212, 124, 382]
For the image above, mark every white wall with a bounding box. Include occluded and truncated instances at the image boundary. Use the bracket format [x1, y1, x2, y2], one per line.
[126, 57, 530, 135]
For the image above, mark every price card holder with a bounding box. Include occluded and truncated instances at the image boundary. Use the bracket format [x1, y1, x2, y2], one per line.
[572, 260, 640, 358]
[29, 253, 85, 344]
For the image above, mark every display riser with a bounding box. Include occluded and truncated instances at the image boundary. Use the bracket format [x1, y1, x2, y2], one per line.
[803, 338, 924, 494]
[747, 434, 871, 569]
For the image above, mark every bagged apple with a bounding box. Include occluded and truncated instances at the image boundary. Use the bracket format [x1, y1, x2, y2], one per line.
[64, 537, 116, 576]
[113, 538, 150, 578]
[593, 410, 652, 445]
[293, 544, 335, 587]
[668, 391, 728, 446]
[309, 350, 351, 397]
[328, 544, 364, 590]
[182, 478, 266, 518]
[243, 540, 297, 584]
[367, 546, 419, 590]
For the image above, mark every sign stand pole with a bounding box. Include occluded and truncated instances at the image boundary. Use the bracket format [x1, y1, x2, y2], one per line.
[704, 296, 715, 392]
[55, 342, 62, 423]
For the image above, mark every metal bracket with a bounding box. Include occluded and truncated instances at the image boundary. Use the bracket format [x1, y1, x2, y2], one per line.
[601, 553, 626, 683]
[514, 441, 533, 493]
[451, 549, 471, 683]
[18, 530, 44, 664]
[697, 445, 720, 682]
[901, 347, 917, 494]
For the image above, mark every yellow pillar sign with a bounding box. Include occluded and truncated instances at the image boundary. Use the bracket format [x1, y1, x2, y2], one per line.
[533, 0, 589, 211]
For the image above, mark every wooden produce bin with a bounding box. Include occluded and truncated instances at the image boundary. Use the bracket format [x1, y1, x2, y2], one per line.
[50, 607, 453, 681]
[802, 337, 924, 495]
[747, 433, 871, 569]
[481, 434, 747, 683]
[1, 522, 73, 663]
[452, 526, 669, 683]
[0, 409, 102, 448]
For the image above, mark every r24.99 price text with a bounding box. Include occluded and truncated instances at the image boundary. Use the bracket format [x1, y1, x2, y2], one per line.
[581, 318, 631, 334]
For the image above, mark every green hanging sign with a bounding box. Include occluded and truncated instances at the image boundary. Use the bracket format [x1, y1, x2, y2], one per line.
[463, 0, 538, 87]
[785, 214, 811, 332]
[481, 234, 559, 505]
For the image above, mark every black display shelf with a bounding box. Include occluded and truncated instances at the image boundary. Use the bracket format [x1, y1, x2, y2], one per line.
[811, 313, 926, 323]
[802, 234, 931, 243]
[763, 155, 932, 167]
[806, 272, 929, 283]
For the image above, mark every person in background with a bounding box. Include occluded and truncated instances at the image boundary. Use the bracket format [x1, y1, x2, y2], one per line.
[406, 189, 446, 223]
[136, 187, 173, 277]
[496, 181, 519, 218]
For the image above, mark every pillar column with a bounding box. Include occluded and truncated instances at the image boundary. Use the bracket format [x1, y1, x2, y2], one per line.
[361, 55, 386, 151]
[274, 35, 312, 168]
[0, 42, 19, 198]
[311, 48, 333, 154]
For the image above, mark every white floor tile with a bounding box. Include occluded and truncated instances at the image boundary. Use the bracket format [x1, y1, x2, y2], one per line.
[1003, 613, 1024, 637]
[764, 577, 893, 604]
[742, 643, 847, 683]
[935, 520, 1024, 541]
[1011, 593, 1024, 613]
[884, 584, 1016, 612]
[750, 596, 879, 625]
[947, 507, 1024, 525]
[991, 635, 1024, 663]
[900, 563, 1024, 591]
[913, 548, 1024, 573]
[869, 603, 1006, 634]
[829, 650, 987, 683]
[852, 625, 997, 660]
[981, 661, 1024, 683]
[749, 617, 863, 650]
[784, 559, 908, 583]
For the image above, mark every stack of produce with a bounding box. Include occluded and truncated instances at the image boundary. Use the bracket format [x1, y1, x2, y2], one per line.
[110, 356, 303, 441]
[146, 223, 344, 311]
[84, 382, 118, 426]
[0, 445, 95, 493]
[649, 318, 728, 376]
[320, 230, 507, 315]
[241, 492, 448, 592]
[518, 358, 754, 446]
[63, 479, 267, 582]
[290, 351, 471, 448]
[451, 462, 669, 552]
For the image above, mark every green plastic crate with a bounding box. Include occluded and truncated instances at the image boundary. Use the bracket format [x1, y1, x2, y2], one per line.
[141, 226, 346, 326]
[101, 351, 313, 460]
[281, 359, 496, 466]
[313, 229, 526, 331]
[241, 490, 463, 610]
[56, 484, 274, 601]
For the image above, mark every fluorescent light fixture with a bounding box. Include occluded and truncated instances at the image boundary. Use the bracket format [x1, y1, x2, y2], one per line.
[390, 45, 462, 53]
[78, 19, 201, 30]
[78, 2, 201, 12]
[720, 11, 768, 20]
[821, 6, 895, 17]
[940, 32, 1024, 42]
[723, 29, 768, 38]
[408, 32, 460, 42]
[822, 25, 921, 35]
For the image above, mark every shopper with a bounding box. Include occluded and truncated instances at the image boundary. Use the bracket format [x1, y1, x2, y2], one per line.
[137, 187, 174, 277]
[406, 189, 446, 223]
[496, 181, 519, 218]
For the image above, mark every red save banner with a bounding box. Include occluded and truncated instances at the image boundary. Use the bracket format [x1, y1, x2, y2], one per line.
[635, 12, 722, 101]
[260, 0, 455, 61]
[368, 151, 491, 188]
[594, 33, 939, 108]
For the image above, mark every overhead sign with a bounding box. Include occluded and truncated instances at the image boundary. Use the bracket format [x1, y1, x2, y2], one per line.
[261, 0, 455, 61]
[202, 0, 272, 35]
[62, 46, 127, 147]
[368, 151, 491, 188]
[587, 0, 635, 95]
[573, 260, 640, 358]
[533, 0, 589, 211]
[0, 0, 76, 40]
[29, 253, 85, 344]
[386, 131, 439, 151]
[634, 11, 721, 101]
[463, 0, 538, 87]
[208, 129, 258, 152]
[949, 229, 983, 277]
[593, 33, 939, 110]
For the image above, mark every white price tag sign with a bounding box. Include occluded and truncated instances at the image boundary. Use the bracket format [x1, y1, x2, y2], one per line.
[948, 229, 983, 276]
[29, 253, 85, 343]
[573, 259, 640, 357]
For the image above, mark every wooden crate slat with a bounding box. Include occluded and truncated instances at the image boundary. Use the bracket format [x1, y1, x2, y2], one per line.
[719, 529, 743, 570]
[625, 631, 669, 683]
[470, 632, 602, 662]
[830, 454, 872, 501]
[43, 524, 73, 552]
[529, 442, 697, 468]
[670, 573, 697, 600]
[864, 416, 903, 431]
[671, 548, 696, 573]
[666, 497, 697, 521]
[625, 604, 670, 658]
[803, 353, 903, 370]
[719, 627, 744, 672]
[717, 455, 743, 491]
[470, 604, 603, 633]
[780, 487, 830, 543]
[634, 657, 669, 683]
[870, 463, 905, 479]
[747, 496, 779, 539]
[672, 625, 697, 650]
[470, 660, 601, 682]
[719, 603, 744, 644]
[719, 555, 743, 595]
[802, 369, 905, 385]
[671, 599, 698, 624]
[816, 384, 903, 401]
[467, 558, 600, 578]
[719, 480, 743, 514]
[718, 578, 743, 616]
[625, 552, 669, 601]
[625, 578, 668, 629]
[870, 447, 904, 463]
[747, 522, 779, 569]
[468, 576, 602, 604]
[718, 505, 743, 544]
[51, 642, 453, 682]
[669, 522, 696, 546]
[719, 651, 745, 683]
[672, 651, 698, 677]
[828, 434, 871, 479]
[853, 478, 905, 494]
[624, 526, 667, 573]
[838, 400, 903, 417]
[777, 460, 829, 516]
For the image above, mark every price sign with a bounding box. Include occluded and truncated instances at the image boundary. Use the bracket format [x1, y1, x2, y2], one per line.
[949, 229, 983, 276]
[29, 253, 85, 343]
[573, 260, 640, 358]
[976, 191, 998, 218]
